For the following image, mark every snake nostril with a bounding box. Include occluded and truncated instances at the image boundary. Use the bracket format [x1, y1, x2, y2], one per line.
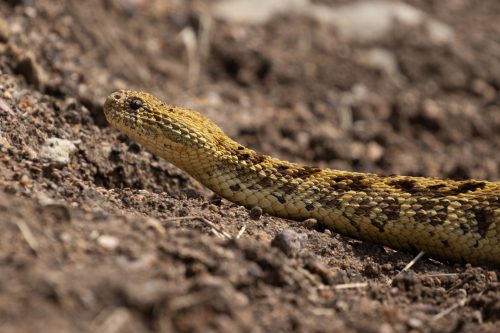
[113, 93, 122, 100]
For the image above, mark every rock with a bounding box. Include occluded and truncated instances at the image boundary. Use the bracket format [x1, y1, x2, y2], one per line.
[248, 206, 263, 220]
[97, 235, 119, 250]
[0, 133, 10, 148]
[211, 0, 309, 24]
[302, 218, 318, 228]
[0, 98, 15, 116]
[426, 19, 455, 44]
[356, 48, 399, 76]
[271, 229, 308, 256]
[44, 203, 72, 223]
[39, 137, 78, 166]
[407, 318, 423, 329]
[19, 174, 32, 186]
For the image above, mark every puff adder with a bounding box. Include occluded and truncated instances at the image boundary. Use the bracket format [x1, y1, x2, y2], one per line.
[104, 90, 500, 267]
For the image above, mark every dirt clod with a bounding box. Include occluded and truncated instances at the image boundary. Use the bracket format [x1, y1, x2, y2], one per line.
[271, 229, 308, 257]
[248, 206, 263, 220]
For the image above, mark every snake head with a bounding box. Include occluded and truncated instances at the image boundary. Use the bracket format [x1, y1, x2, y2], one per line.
[104, 90, 223, 154]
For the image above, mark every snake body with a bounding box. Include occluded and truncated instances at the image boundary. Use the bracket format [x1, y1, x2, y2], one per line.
[104, 90, 500, 267]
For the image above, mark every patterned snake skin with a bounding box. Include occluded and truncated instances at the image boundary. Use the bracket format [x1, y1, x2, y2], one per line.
[104, 90, 500, 267]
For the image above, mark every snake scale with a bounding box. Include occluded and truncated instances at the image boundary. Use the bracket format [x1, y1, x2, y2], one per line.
[104, 90, 500, 267]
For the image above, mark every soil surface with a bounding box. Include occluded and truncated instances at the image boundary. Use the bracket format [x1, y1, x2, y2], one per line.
[0, 1, 499, 332]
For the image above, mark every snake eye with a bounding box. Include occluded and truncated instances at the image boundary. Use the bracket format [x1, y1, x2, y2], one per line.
[129, 98, 143, 110]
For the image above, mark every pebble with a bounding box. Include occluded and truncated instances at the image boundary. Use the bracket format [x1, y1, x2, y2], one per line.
[39, 137, 78, 166]
[212, 0, 308, 24]
[248, 206, 263, 220]
[364, 262, 381, 277]
[271, 229, 308, 256]
[407, 318, 423, 329]
[36, 193, 55, 206]
[0, 98, 14, 116]
[382, 263, 393, 272]
[59, 232, 72, 244]
[0, 134, 11, 148]
[302, 218, 318, 228]
[45, 203, 72, 223]
[97, 235, 119, 250]
[19, 174, 32, 186]
[356, 48, 399, 76]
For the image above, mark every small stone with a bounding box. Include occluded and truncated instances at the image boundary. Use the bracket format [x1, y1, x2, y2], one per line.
[4, 184, 17, 194]
[97, 235, 119, 250]
[183, 188, 200, 199]
[92, 211, 108, 221]
[39, 137, 77, 166]
[24, 6, 37, 18]
[426, 19, 455, 44]
[407, 318, 422, 329]
[364, 262, 381, 277]
[0, 98, 14, 116]
[15, 50, 46, 90]
[302, 218, 317, 228]
[59, 232, 72, 243]
[249, 206, 263, 220]
[0, 133, 11, 148]
[271, 229, 308, 257]
[392, 271, 418, 290]
[357, 48, 398, 75]
[36, 193, 55, 206]
[208, 204, 219, 212]
[19, 174, 32, 186]
[382, 263, 393, 272]
[45, 203, 72, 223]
[166, 197, 176, 206]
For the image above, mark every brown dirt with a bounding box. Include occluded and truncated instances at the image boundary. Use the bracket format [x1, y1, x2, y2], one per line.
[0, 1, 499, 332]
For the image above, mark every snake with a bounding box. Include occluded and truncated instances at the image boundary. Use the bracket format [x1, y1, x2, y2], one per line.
[103, 90, 500, 267]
